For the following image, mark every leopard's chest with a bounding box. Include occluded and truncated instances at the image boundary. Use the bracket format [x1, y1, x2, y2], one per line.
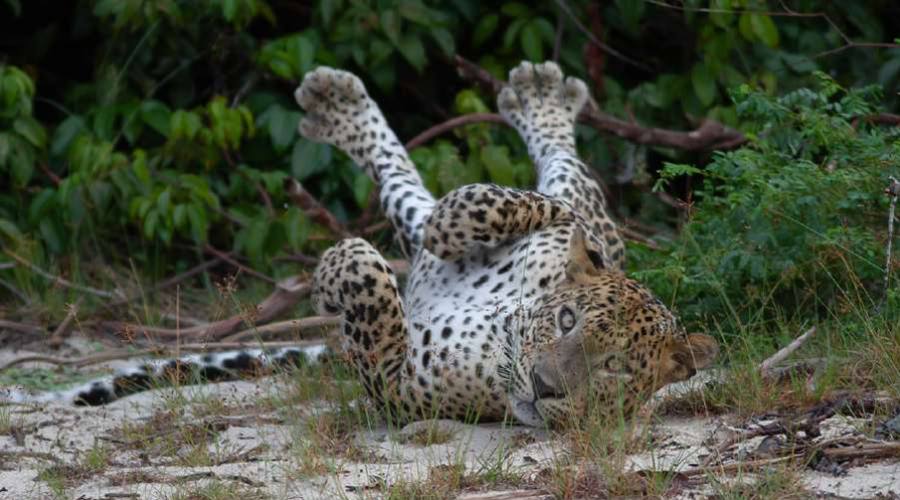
[394, 229, 572, 418]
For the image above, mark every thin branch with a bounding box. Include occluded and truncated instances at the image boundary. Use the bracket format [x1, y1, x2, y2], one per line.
[880, 176, 899, 310]
[103, 275, 312, 342]
[552, 11, 565, 63]
[221, 316, 340, 342]
[553, 0, 652, 73]
[758, 326, 817, 378]
[1, 248, 120, 299]
[203, 245, 276, 284]
[405, 113, 507, 150]
[0, 320, 44, 335]
[284, 178, 353, 238]
[644, 0, 900, 59]
[454, 55, 748, 152]
[47, 297, 83, 349]
[0, 339, 329, 371]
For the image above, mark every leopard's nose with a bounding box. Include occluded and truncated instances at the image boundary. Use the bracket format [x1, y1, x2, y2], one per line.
[532, 371, 564, 400]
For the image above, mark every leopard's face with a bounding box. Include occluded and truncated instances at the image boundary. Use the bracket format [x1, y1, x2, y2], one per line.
[502, 232, 718, 427]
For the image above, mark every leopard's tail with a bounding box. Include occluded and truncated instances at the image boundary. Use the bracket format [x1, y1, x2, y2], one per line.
[1, 345, 330, 406]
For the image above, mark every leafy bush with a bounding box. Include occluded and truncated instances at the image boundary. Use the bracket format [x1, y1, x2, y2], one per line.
[631, 76, 900, 338]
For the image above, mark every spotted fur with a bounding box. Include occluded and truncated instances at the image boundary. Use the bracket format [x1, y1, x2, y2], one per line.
[2, 62, 717, 425]
[297, 61, 718, 426]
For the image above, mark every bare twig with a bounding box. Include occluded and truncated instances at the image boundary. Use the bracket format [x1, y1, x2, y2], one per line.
[552, 11, 564, 63]
[0, 277, 29, 304]
[880, 176, 899, 310]
[284, 178, 352, 238]
[0, 339, 330, 371]
[758, 326, 817, 378]
[454, 55, 748, 152]
[1, 248, 120, 299]
[404, 113, 507, 150]
[222, 316, 340, 342]
[553, 0, 652, 72]
[203, 245, 276, 284]
[645, 0, 900, 58]
[103, 275, 312, 342]
[0, 320, 44, 335]
[47, 297, 84, 349]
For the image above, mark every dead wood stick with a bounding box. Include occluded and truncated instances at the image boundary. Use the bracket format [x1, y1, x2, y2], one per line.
[405, 113, 507, 150]
[103, 275, 311, 341]
[2, 248, 120, 299]
[284, 178, 352, 238]
[0, 339, 330, 371]
[0, 320, 45, 335]
[821, 441, 900, 461]
[47, 297, 83, 349]
[221, 316, 340, 342]
[454, 55, 748, 152]
[203, 244, 276, 284]
[758, 326, 817, 377]
[879, 176, 899, 310]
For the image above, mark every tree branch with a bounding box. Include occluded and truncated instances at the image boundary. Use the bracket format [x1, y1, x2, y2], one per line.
[284, 178, 352, 238]
[454, 55, 748, 152]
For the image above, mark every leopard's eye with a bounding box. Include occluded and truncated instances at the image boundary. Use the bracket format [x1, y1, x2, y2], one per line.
[557, 305, 577, 334]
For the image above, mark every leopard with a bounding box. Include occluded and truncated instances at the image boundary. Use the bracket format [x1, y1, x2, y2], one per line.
[1, 61, 716, 427]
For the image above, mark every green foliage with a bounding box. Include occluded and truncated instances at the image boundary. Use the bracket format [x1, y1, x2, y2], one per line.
[631, 79, 900, 337]
[0, 0, 898, 297]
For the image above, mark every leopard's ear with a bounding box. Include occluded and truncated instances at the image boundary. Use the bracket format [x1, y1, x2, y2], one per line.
[566, 226, 604, 280]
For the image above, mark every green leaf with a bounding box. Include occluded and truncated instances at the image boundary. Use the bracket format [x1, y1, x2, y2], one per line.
[283, 208, 310, 250]
[430, 28, 455, 57]
[4, 0, 22, 16]
[398, 0, 433, 26]
[186, 204, 208, 243]
[501, 2, 531, 17]
[260, 105, 300, 152]
[13, 117, 46, 148]
[0, 218, 23, 240]
[141, 100, 171, 136]
[222, 0, 238, 21]
[749, 13, 779, 48]
[481, 145, 515, 186]
[291, 139, 333, 180]
[51, 116, 87, 157]
[39, 218, 62, 253]
[396, 34, 426, 72]
[520, 21, 543, 62]
[380, 10, 401, 44]
[351, 173, 373, 209]
[473, 14, 499, 47]
[9, 141, 34, 186]
[691, 62, 717, 106]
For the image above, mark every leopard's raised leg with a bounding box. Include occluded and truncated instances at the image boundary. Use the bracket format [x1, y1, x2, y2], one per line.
[498, 61, 625, 269]
[313, 238, 410, 410]
[295, 68, 435, 259]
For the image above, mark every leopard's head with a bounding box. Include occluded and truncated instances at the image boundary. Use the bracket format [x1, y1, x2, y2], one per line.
[503, 228, 718, 427]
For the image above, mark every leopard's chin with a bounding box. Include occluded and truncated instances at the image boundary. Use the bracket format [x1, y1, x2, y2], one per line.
[509, 396, 545, 427]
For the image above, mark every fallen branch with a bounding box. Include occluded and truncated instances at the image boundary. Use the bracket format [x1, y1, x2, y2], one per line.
[0, 320, 44, 335]
[0, 339, 330, 371]
[405, 113, 507, 150]
[103, 275, 312, 342]
[284, 178, 352, 238]
[221, 316, 340, 342]
[758, 326, 817, 378]
[454, 55, 748, 152]
[2, 248, 120, 299]
[47, 297, 83, 349]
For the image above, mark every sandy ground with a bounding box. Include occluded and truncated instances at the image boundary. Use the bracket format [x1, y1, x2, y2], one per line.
[1, 344, 898, 499]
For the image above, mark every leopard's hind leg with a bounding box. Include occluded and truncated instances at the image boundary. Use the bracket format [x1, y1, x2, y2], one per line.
[313, 237, 413, 412]
[296, 68, 435, 259]
[499, 61, 625, 269]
